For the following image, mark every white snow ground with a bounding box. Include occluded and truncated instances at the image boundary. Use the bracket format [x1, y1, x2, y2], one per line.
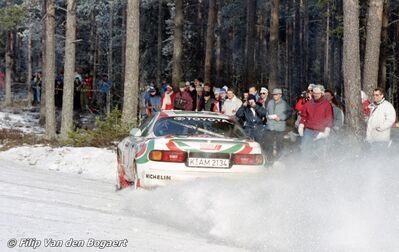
[0, 148, 246, 252]
[0, 109, 45, 134]
[1, 145, 399, 251]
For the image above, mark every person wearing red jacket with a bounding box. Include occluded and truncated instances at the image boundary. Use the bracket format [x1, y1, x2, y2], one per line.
[173, 82, 193, 111]
[161, 84, 176, 110]
[298, 85, 333, 154]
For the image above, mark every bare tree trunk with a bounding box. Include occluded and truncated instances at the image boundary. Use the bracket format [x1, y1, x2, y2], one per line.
[107, 0, 114, 114]
[5, 31, 13, 106]
[45, 0, 56, 139]
[286, 0, 293, 101]
[156, 0, 164, 87]
[363, 0, 384, 97]
[302, 0, 309, 86]
[215, 1, 222, 84]
[198, 0, 204, 77]
[172, 0, 184, 86]
[204, 0, 217, 84]
[324, 1, 330, 87]
[122, 0, 140, 126]
[269, 0, 280, 90]
[89, 10, 96, 78]
[60, 0, 77, 140]
[343, 0, 363, 136]
[40, 0, 47, 126]
[27, 13, 33, 105]
[244, 0, 256, 86]
[121, 2, 126, 86]
[378, 0, 389, 89]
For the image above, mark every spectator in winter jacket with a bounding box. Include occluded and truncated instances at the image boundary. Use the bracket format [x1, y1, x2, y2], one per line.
[264, 88, 292, 158]
[258, 87, 269, 108]
[195, 85, 204, 111]
[174, 82, 193, 111]
[222, 88, 242, 116]
[366, 87, 396, 150]
[160, 79, 169, 96]
[202, 91, 214, 111]
[235, 94, 267, 142]
[161, 84, 176, 110]
[97, 74, 111, 114]
[212, 88, 222, 112]
[324, 89, 344, 131]
[146, 86, 161, 115]
[188, 83, 197, 110]
[298, 85, 333, 155]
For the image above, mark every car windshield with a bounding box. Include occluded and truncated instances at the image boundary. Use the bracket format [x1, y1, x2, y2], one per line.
[153, 116, 246, 138]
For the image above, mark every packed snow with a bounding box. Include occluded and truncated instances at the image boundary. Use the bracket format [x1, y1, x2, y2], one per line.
[0, 108, 45, 134]
[0, 146, 116, 183]
[1, 144, 399, 251]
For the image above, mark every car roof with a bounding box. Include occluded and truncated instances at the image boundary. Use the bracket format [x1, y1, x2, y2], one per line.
[158, 110, 233, 120]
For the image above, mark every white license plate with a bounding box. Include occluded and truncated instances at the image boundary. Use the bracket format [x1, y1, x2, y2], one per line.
[188, 158, 230, 168]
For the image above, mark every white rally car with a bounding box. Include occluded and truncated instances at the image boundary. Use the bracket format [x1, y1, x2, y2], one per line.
[116, 111, 266, 189]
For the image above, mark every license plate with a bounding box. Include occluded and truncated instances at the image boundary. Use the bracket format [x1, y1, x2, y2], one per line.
[188, 158, 230, 168]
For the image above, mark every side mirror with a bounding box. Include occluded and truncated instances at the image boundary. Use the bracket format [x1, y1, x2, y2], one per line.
[129, 128, 141, 137]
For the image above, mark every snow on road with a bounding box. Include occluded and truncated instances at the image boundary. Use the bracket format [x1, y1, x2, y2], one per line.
[1, 145, 399, 251]
[0, 158, 246, 252]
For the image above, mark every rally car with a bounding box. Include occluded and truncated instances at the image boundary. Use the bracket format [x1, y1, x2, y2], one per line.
[116, 111, 266, 190]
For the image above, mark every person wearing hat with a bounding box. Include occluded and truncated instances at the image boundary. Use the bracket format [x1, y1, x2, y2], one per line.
[258, 87, 269, 108]
[146, 86, 161, 116]
[298, 85, 333, 155]
[161, 84, 176, 110]
[264, 88, 292, 159]
[173, 81, 193, 111]
[235, 94, 267, 142]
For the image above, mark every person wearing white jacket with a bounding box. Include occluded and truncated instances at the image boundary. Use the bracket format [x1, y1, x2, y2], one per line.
[222, 89, 242, 116]
[366, 87, 396, 147]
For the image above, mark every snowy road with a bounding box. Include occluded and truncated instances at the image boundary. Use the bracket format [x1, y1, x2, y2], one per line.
[0, 159, 246, 252]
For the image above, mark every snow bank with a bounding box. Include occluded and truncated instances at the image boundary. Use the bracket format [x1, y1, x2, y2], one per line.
[0, 109, 45, 134]
[0, 146, 116, 183]
[125, 151, 399, 251]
